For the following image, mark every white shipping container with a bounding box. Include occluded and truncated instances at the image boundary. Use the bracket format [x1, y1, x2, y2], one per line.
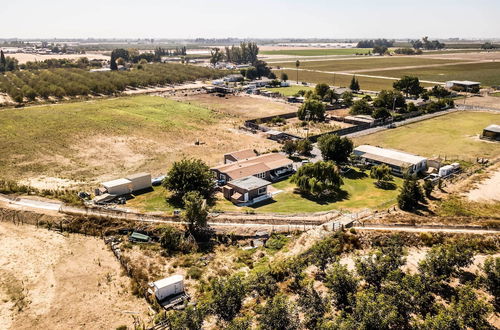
[153, 275, 184, 301]
[126, 172, 152, 192]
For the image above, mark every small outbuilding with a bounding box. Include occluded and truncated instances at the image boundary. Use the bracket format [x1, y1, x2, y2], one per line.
[445, 80, 480, 92]
[152, 275, 185, 302]
[482, 124, 500, 141]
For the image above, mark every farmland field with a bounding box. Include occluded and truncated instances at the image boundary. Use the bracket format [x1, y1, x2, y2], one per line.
[354, 111, 500, 159]
[260, 48, 371, 56]
[367, 62, 500, 86]
[272, 57, 466, 73]
[276, 69, 415, 91]
[0, 95, 277, 185]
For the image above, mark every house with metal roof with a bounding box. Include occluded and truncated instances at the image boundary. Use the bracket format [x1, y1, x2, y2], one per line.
[445, 80, 480, 92]
[353, 145, 427, 176]
[222, 176, 272, 205]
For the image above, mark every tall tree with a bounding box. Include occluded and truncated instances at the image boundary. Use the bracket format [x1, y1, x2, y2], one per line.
[370, 164, 393, 187]
[290, 161, 343, 198]
[0, 50, 6, 73]
[349, 76, 360, 92]
[183, 191, 208, 233]
[393, 76, 424, 98]
[397, 177, 425, 211]
[210, 47, 223, 67]
[317, 134, 353, 163]
[295, 60, 300, 83]
[110, 53, 118, 70]
[297, 99, 326, 121]
[163, 159, 215, 201]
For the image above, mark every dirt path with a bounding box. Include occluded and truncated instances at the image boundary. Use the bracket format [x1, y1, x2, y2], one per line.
[342, 60, 493, 73]
[353, 225, 499, 234]
[467, 168, 500, 202]
[0, 222, 150, 329]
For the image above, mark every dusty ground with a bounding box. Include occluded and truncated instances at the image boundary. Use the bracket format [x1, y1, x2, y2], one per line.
[467, 168, 500, 202]
[0, 222, 150, 329]
[6, 52, 109, 64]
[461, 95, 500, 109]
[171, 93, 299, 119]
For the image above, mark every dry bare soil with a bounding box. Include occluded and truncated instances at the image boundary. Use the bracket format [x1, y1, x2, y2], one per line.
[0, 221, 149, 330]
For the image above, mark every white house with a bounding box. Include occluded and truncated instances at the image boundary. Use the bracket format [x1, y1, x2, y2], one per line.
[353, 145, 427, 176]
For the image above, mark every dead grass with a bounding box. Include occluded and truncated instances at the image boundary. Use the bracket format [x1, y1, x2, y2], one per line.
[0, 221, 150, 329]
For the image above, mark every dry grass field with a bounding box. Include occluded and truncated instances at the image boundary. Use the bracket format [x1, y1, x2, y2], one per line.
[5, 52, 109, 64]
[0, 95, 277, 186]
[171, 93, 299, 119]
[0, 221, 149, 329]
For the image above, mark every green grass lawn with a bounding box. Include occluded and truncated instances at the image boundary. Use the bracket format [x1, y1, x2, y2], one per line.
[354, 111, 500, 159]
[272, 57, 466, 73]
[261, 49, 371, 56]
[263, 85, 314, 96]
[215, 171, 402, 214]
[367, 62, 500, 86]
[127, 169, 402, 214]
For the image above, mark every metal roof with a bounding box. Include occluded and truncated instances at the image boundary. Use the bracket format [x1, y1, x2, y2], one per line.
[126, 172, 151, 180]
[229, 176, 271, 191]
[153, 275, 184, 289]
[102, 178, 131, 187]
[484, 124, 500, 133]
[446, 80, 480, 86]
[354, 145, 427, 166]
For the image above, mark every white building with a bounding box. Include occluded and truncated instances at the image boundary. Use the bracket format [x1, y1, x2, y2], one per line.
[99, 172, 152, 196]
[152, 275, 184, 301]
[353, 145, 427, 176]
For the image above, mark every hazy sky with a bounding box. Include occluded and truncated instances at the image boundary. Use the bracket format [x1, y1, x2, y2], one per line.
[2, 0, 499, 39]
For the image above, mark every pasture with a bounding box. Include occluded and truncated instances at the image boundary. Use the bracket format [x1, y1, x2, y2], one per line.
[0, 95, 276, 185]
[275, 69, 402, 91]
[272, 57, 466, 73]
[366, 62, 500, 86]
[354, 111, 500, 159]
[260, 48, 371, 56]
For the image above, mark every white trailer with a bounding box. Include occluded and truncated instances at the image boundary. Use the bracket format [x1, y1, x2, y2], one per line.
[153, 275, 184, 301]
[438, 163, 460, 178]
[126, 172, 152, 192]
[102, 178, 133, 196]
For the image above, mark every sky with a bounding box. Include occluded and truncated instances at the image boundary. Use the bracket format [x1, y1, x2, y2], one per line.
[2, 0, 499, 39]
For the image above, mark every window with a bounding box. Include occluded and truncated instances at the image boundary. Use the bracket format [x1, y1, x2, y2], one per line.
[257, 187, 267, 195]
[256, 172, 266, 179]
[220, 174, 226, 181]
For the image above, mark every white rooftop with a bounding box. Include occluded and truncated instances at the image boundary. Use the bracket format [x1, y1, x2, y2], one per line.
[153, 275, 184, 289]
[446, 80, 480, 86]
[102, 178, 131, 187]
[354, 145, 427, 166]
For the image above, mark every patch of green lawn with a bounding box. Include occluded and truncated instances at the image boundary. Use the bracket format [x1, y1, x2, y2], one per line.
[354, 111, 500, 159]
[263, 85, 313, 96]
[215, 170, 402, 214]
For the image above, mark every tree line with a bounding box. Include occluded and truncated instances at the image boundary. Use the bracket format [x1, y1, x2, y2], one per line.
[0, 63, 224, 103]
[356, 39, 395, 48]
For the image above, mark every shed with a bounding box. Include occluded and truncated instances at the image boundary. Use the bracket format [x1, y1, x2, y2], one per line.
[223, 176, 271, 205]
[129, 232, 151, 243]
[482, 124, 500, 141]
[102, 178, 133, 196]
[153, 275, 185, 301]
[353, 145, 427, 176]
[445, 80, 480, 91]
[126, 172, 152, 192]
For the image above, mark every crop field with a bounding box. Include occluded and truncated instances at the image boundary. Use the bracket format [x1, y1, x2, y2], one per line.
[0, 95, 276, 185]
[272, 57, 466, 73]
[0, 63, 224, 104]
[354, 111, 500, 159]
[260, 48, 371, 56]
[366, 62, 500, 86]
[276, 69, 401, 91]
